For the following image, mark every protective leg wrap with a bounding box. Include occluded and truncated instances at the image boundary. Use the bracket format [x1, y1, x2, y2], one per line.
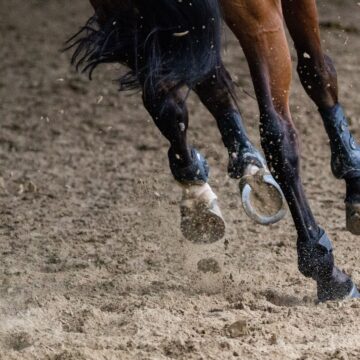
[320, 104, 360, 180]
[168, 147, 209, 184]
[228, 144, 265, 179]
[297, 230, 334, 282]
[298, 229, 357, 302]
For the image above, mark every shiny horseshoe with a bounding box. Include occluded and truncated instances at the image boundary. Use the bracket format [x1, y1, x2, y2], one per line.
[240, 173, 286, 225]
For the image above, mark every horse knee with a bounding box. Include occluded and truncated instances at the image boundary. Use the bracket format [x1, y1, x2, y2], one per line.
[143, 91, 183, 121]
[142, 89, 189, 146]
[160, 99, 186, 127]
[297, 52, 338, 107]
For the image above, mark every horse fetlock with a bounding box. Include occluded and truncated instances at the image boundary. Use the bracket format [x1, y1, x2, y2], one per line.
[181, 183, 217, 207]
[228, 145, 265, 179]
[169, 147, 209, 184]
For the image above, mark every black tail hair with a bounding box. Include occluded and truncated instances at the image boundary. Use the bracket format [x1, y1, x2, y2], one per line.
[65, 0, 223, 93]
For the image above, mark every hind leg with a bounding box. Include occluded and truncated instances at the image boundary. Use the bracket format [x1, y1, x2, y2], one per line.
[142, 85, 225, 243]
[195, 66, 286, 225]
[282, 0, 360, 234]
[222, 0, 359, 301]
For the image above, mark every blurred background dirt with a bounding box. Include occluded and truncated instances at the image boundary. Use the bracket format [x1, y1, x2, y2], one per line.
[0, 0, 360, 359]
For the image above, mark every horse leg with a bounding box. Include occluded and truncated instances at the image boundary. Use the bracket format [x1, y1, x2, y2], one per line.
[222, 0, 359, 301]
[142, 86, 225, 243]
[195, 66, 286, 225]
[282, 0, 360, 235]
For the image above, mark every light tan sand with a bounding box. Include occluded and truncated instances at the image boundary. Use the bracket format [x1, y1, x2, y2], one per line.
[1, 1, 360, 359]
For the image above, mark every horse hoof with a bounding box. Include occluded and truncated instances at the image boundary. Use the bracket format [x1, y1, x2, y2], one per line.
[346, 203, 360, 235]
[180, 183, 225, 244]
[239, 166, 286, 225]
[317, 268, 360, 302]
[347, 284, 360, 299]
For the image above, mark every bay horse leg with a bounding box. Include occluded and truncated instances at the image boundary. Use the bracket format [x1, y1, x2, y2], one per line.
[195, 66, 286, 225]
[282, 0, 360, 235]
[222, 0, 359, 301]
[142, 85, 225, 243]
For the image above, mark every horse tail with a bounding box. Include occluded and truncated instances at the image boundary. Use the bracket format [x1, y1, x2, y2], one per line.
[65, 0, 223, 93]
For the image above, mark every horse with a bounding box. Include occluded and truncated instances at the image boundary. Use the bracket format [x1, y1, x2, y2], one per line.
[66, 0, 360, 302]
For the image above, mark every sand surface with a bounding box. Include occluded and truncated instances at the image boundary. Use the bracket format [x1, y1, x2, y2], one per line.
[1, 1, 360, 359]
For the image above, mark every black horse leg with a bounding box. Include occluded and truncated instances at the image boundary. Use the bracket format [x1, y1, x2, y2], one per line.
[142, 86, 207, 183]
[283, 0, 360, 234]
[195, 67, 264, 178]
[195, 67, 286, 225]
[142, 85, 225, 243]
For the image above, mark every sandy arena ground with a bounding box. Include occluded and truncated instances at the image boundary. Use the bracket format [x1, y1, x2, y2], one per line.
[1, 1, 360, 359]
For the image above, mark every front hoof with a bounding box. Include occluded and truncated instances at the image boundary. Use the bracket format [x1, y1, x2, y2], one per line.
[346, 203, 360, 235]
[317, 267, 360, 302]
[180, 184, 225, 244]
[239, 166, 286, 225]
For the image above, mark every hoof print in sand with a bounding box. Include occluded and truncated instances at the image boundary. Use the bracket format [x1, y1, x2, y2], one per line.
[6, 332, 32, 351]
[197, 258, 221, 274]
[226, 320, 249, 338]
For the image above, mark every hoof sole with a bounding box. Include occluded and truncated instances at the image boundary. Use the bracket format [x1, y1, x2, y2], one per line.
[346, 203, 360, 235]
[180, 199, 225, 244]
[240, 169, 286, 225]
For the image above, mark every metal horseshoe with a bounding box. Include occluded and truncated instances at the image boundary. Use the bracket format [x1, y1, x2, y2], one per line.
[240, 173, 287, 225]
